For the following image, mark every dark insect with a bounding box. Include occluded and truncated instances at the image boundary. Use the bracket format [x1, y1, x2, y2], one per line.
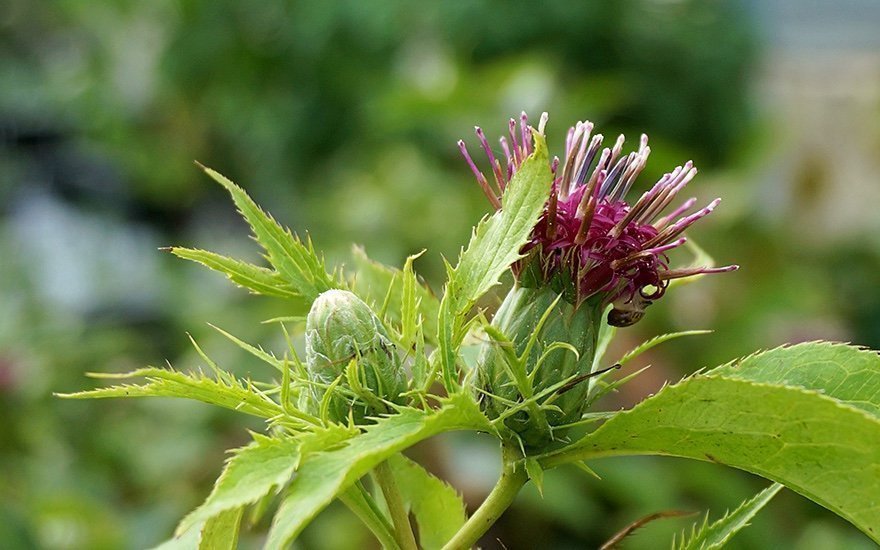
[607, 293, 652, 327]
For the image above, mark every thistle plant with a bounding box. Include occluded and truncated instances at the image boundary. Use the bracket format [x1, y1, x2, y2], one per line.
[61, 113, 880, 549]
[459, 113, 736, 448]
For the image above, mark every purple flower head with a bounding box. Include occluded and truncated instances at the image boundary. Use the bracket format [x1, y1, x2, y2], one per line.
[459, 112, 737, 326]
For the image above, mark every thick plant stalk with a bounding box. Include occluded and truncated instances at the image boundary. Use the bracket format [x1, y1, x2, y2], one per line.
[442, 442, 528, 550]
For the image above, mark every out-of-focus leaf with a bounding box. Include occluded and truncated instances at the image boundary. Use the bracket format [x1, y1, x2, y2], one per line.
[265, 393, 491, 548]
[674, 482, 783, 550]
[388, 454, 467, 550]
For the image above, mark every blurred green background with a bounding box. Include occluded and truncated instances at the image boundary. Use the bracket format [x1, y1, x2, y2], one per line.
[2, 1, 879, 548]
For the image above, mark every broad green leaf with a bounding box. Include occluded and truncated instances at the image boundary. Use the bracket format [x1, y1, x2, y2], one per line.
[178, 427, 352, 534]
[674, 482, 782, 550]
[541, 375, 880, 543]
[388, 454, 467, 550]
[350, 246, 439, 344]
[710, 342, 880, 418]
[58, 367, 282, 419]
[437, 133, 551, 389]
[265, 394, 491, 548]
[200, 165, 339, 302]
[169, 247, 303, 302]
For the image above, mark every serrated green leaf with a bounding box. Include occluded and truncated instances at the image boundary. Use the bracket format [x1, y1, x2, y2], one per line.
[58, 367, 282, 419]
[198, 508, 242, 550]
[179, 438, 300, 535]
[178, 427, 352, 535]
[350, 246, 439, 344]
[542, 374, 880, 543]
[710, 342, 880, 418]
[674, 482, 782, 550]
[437, 133, 551, 390]
[388, 454, 467, 550]
[169, 247, 304, 302]
[265, 394, 491, 548]
[199, 165, 339, 302]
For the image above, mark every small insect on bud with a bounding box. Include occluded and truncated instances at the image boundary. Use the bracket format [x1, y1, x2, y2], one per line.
[607, 293, 653, 328]
[304, 289, 406, 424]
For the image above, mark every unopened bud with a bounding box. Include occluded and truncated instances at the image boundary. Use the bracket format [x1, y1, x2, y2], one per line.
[305, 289, 406, 423]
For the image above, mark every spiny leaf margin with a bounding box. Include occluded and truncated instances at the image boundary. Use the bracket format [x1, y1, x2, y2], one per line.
[198, 164, 340, 303]
[673, 482, 783, 550]
[57, 367, 282, 419]
[710, 341, 880, 418]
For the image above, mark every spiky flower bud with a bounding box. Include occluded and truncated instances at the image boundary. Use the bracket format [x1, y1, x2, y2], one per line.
[476, 285, 603, 448]
[305, 289, 406, 424]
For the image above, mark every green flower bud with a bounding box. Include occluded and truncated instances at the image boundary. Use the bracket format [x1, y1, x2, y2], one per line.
[305, 289, 406, 424]
[476, 285, 603, 448]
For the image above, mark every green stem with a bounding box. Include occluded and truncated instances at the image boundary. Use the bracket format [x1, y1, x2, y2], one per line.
[442, 442, 528, 550]
[339, 484, 400, 550]
[375, 460, 419, 550]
